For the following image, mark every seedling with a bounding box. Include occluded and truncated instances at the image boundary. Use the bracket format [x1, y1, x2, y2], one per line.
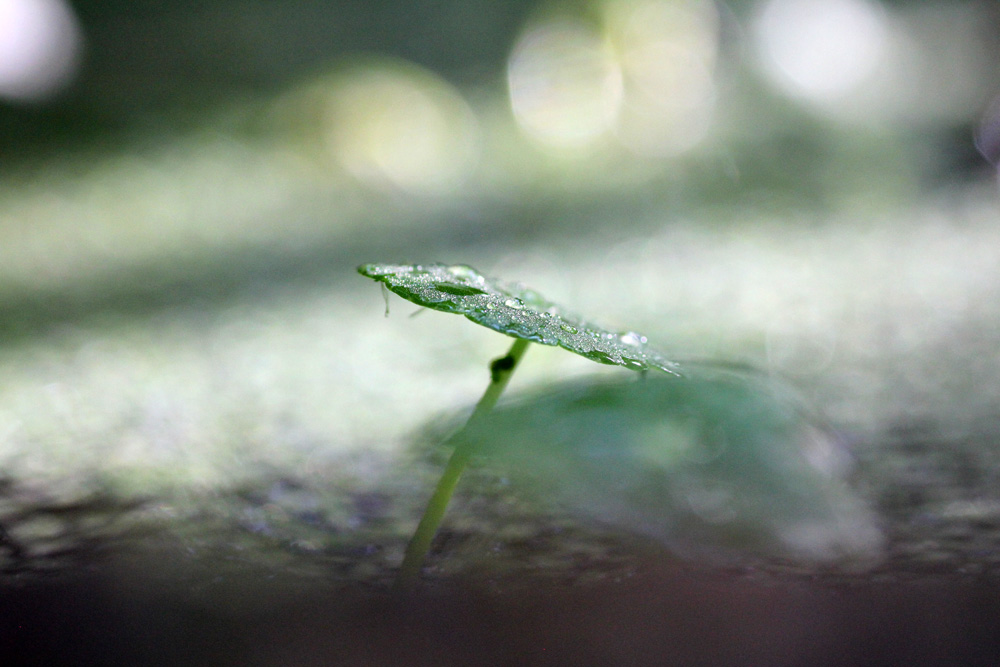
[358, 262, 680, 587]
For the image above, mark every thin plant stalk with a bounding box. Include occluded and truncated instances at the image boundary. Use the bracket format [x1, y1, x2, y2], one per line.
[395, 337, 530, 589]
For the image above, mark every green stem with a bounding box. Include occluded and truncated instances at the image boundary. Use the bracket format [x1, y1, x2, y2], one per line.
[395, 337, 530, 589]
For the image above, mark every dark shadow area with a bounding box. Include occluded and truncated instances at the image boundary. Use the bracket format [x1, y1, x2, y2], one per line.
[0, 476, 149, 578]
[2, 562, 1000, 666]
[1, 0, 538, 162]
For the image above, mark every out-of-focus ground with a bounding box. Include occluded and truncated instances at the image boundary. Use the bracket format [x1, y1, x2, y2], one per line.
[2, 0, 1000, 664]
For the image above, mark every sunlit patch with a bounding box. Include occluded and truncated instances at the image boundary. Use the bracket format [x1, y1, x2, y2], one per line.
[0, 0, 82, 102]
[604, 0, 719, 157]
[507, 19, 623, 149]
[507, 1, 718, 156]
[322, 61, 480, 196]
[753, 0, 888, 104]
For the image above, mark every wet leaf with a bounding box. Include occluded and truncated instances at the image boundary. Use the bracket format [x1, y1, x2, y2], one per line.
[457, 364, 883, 565]
[358, 262, 679, 374]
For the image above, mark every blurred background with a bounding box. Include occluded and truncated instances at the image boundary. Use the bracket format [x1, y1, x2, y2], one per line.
[2, 0, 1000, 664]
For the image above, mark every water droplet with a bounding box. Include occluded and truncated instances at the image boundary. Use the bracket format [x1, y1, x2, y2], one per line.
[519, 289, 546, 308]
[560, 324, 579, 334]
[618, 331, 647, 346]
[622, 357, 646, 371]
[584, 350, 614, 364]
[446, 264, 483, 282]
[485, 302, 496, 310]
[504, 298, 524, 309]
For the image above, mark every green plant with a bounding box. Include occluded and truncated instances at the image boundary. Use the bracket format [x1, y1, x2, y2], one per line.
[358, 262, 680, 587]
[359, 263, 882, 587]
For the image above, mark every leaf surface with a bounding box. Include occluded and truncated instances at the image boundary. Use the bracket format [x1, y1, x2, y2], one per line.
[359, 262, 679, 374]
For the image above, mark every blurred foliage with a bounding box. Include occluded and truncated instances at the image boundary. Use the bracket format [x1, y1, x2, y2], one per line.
[0, 0, 993, 178]
[462, 364, 883, 564]
[1, 0, 538, 158]
[0, 0, 991, 343]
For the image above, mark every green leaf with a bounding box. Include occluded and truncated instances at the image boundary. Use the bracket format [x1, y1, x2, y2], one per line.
[456, 364, 883, 564]
[358, 262, 680, 374]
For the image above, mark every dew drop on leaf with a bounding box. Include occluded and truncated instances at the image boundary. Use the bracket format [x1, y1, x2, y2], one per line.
[619, 331, 647, 346]
[445, 264, 484, 282]
[358, 262, 681, 375]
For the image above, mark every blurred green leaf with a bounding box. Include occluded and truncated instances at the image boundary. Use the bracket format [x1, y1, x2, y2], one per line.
[358, 262, 680, 374]
[458, 363, 883, 564]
